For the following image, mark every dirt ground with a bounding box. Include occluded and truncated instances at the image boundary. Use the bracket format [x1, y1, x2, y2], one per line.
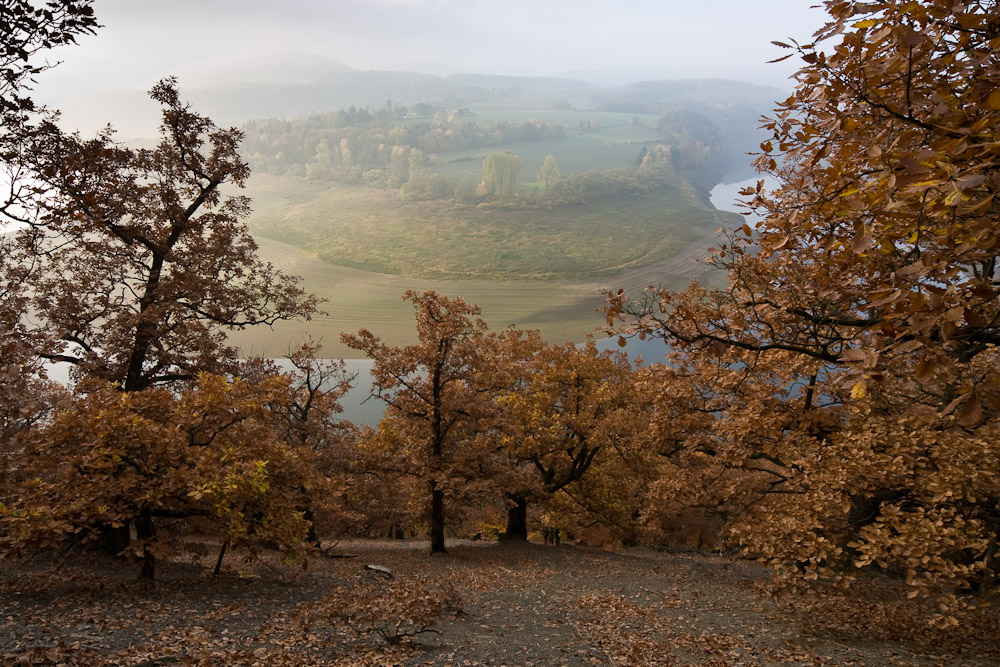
[1, 538, 997, 666]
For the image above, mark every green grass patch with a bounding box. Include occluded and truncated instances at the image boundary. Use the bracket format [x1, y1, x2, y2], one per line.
[422, 105, 664, 181]
[432, 135, 647, 183]
[246, 172, 725, 281]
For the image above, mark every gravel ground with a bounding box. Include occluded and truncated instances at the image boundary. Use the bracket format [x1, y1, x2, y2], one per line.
[1, 538, 997, 666]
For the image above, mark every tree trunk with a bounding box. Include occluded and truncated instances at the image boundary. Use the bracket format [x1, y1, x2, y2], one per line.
[303, 505, 321, 548]
[429, 482, 446, 554]
[503, 496, 528, 541]
[98, 521, 131, 555]
[137, 506, 155, 580]
[214, 541, 228, 576]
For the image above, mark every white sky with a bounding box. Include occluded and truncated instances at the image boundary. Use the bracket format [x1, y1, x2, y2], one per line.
[33, 0, 828, 103]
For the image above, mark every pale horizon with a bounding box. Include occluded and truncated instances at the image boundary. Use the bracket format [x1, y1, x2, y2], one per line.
[33, 1, 827, 107]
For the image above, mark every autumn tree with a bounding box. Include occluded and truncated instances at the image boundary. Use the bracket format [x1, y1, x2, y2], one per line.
[27, 78, 317, 391]
[481, 152, 522, 203]
[1, 0, 99, 386]
[537, 154, 560, 193]
[342, 291, 492, 554]
[1, 0, 95, 368]
[0, 245, 65, 505]
[0, 5, 341, 581]
[242, 343, 358, 547]
[1, 1, 98, 227]
[341, 424, 421, 539]
[1, 0, 97, 518]
[7, 76, 317, 559]
[484, 338, 641, 540]
[4, 371, 338, 580]
[607, 0, 1000, 617]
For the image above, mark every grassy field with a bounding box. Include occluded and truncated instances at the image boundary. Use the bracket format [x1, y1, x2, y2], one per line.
[246, 171, 724, 281]
[432, 136, 646, 185]
[228, 232, 722, 359]
[460, 102, 662, 129]
[431, 104, 664, 183]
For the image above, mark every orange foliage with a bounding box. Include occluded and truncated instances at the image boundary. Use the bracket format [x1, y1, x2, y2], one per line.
[342, 291, 496, 553]
[607, 0, 1000, 618]
[3, 369, 349, 578]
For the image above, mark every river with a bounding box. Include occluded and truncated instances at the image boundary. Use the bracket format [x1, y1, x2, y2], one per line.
[708, 174, 779, 222]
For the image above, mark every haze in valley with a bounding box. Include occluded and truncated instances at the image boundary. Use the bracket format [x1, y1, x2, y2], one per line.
[16, 0, 820, 361]
[32, 0, 826, 136]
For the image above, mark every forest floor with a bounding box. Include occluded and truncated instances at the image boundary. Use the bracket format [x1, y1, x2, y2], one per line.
[1, 538, 998, 666]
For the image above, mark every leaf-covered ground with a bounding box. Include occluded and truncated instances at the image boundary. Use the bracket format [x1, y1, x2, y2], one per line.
[2, 539, 997, 666]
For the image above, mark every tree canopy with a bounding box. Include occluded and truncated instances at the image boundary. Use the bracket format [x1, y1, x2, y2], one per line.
[342, 291, 492, 554]
[0, 6, 329, 578]
[607, 0, 1000, 620]
[481, 152, 522, 203]
[27, 78, 318, 391]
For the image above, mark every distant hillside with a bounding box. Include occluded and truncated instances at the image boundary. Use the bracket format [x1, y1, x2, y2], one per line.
[186, 70, 452, 125]
[52, 52, 599, 137]
[445, 73, 592, 91]
[49, 53, 781, 165]
[607, 78, 785, 111]
[175, 51, 356, 87]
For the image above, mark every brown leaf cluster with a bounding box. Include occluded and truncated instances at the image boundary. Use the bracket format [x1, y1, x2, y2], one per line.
[605, 0, 1000, 618]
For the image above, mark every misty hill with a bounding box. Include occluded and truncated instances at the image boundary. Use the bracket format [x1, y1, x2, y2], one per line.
[186, 70, 451, 126]
[606, 78, 785, 111]
[49, 53, 781, 174]
[175, 51, 356, 87]
[445, 73, 592, 91]
[189, 66, 602, 128]
[53, 52, 597, 137]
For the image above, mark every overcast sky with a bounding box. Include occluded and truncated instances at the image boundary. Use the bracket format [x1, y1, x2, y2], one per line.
[34, 0, 828, 103]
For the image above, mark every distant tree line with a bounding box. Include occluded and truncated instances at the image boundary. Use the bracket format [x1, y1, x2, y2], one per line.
[243, 110, 687, 208]
[241, 110, 565, 186]
[241, 99, 750, 206]
[541, 146, 679, 205]
[598, 100, 770, 187]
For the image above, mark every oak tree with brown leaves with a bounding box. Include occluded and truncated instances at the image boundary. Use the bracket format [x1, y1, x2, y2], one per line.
[1, 9, 329, 576]
[342, 291, 492, 554]
[607, 0, 1000, 619]
[1, 0, 97, 514]
[5, 371, 338, 580]
[485, 337, 641, 540]
[1, 0, 98, 228]
[26, 78, 317, 392]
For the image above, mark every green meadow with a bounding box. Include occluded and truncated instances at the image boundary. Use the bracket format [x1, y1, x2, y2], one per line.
[246, 173, 721, 280]
[429, 105, 665, 183]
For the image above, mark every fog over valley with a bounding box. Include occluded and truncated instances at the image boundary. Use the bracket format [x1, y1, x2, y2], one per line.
[8, 0, 824, 359]
[32, 0, 824, 136]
